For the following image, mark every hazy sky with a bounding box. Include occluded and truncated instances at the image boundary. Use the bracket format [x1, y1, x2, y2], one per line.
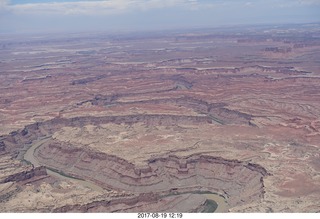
[0, 0, 320, 33]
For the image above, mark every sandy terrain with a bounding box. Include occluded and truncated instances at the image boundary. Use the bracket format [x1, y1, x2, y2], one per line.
[0, 23, 320, 212]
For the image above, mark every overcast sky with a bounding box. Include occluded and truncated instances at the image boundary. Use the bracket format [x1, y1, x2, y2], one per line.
[0, 0, 320, 33]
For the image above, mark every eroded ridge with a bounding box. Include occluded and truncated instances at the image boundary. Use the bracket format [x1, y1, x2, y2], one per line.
[0, 114, 268, 212]
[1, 24, 320, 212]
[36, 142, 268, 207]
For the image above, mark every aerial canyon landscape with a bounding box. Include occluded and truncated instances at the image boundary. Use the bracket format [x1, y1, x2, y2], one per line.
[0, 23, 320, 213]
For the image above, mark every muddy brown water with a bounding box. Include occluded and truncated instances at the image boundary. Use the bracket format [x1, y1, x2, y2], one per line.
[23, 137, 228, 212]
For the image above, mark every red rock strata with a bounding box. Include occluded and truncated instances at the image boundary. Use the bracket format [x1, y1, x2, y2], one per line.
[0, 115, 267, 211]
[0, 24, 320, 212]
[1, 166, 47, 184]
[37, 142, 267, 207]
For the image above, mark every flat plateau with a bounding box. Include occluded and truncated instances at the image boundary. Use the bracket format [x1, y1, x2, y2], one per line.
[0, 24, 320, 212]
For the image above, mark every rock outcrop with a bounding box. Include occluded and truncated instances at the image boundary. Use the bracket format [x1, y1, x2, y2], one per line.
[2, 166, 47, 184]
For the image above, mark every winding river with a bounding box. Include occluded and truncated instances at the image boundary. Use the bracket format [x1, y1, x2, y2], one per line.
[23, 137, 228, 212]
[23, 136, 105, 192]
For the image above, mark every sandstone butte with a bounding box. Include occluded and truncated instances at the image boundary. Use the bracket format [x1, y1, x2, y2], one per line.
[0, 24, 320, 212]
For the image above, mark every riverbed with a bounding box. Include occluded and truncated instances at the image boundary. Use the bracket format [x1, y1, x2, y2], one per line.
[23, 136, 105, 192]
[23, 137, 228, 212]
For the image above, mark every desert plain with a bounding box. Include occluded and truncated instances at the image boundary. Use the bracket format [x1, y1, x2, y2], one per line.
[0, 23, 320, 212]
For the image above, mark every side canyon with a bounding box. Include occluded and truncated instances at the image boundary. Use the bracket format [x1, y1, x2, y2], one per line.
[0, 24, 320, 212]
